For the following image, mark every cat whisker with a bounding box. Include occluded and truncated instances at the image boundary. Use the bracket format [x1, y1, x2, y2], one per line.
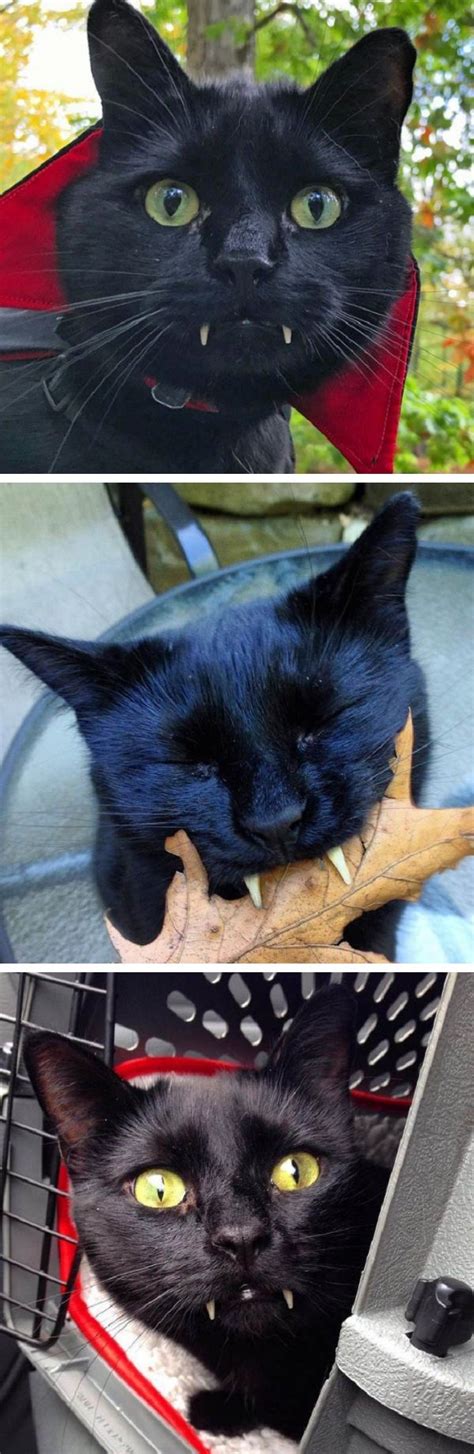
[231, 449, 252, 472]
[338, 311, 457, 381]
[326, 323, 403, 383]
[320, 127, 376, 185]
[309, 53, 390, 133]
[88, 320, 174, 446]
[98, 94, 181, 142]
[315, 323, 383, 387]
[0, 305, 168, 416]
[89, 31, 185, 132]
[11, 263, 164, 277]
[137, 11, 192, 127]
[46, 309, 173, 470]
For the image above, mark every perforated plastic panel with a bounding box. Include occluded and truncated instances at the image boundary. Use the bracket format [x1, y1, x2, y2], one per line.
[109, 969, 446, 1099]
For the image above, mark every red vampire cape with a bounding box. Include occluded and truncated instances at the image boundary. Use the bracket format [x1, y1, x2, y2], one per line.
[0, 127, 420, 472]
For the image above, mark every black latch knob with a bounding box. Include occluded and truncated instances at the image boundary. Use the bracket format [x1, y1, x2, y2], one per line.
[405, 1277, 474, 1358]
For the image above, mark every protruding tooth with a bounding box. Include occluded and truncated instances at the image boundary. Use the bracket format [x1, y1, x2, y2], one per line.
[282, 325, 292, 345]
[244, 874, 262, 909]
[206, 1300, 216, 1321]
[283, 1289, 294, 1310]
[326, 845, 352, 885]
[200, 324, 210, 347]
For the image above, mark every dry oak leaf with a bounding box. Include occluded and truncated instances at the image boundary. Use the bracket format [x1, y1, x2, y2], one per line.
[106, 716, 474, 965]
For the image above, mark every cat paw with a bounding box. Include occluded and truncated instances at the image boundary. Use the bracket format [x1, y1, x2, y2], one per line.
[189, 1388, 255, 1436]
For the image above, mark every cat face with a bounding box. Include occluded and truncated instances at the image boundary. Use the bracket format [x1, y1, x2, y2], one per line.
[0, 495, 421, 910]
[24, 988, 362, 1340]
[57, 2, 416, 406]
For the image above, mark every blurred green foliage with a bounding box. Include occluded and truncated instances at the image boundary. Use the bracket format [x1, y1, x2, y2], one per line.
[396, 378, 473, 470]
[292, 379, 473, 473]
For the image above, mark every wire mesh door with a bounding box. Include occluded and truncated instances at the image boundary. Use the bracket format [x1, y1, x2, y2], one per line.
[0, 971, 115, 1347]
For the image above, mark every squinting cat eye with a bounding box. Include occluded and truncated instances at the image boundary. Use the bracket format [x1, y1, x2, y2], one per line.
[271, 1152, 320, 1192]
[133, 1168, 187, 1208]
[290, 186, 342, 230]
[145, 180, 200, 227]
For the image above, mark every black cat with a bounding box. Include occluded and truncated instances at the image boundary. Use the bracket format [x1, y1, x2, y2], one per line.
[24, 986, 389, 1439]
[0, 494, 428, 951]
[0, 3, 416, 473]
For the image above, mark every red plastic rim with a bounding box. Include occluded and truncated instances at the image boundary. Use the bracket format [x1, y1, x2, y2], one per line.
[56, 1055, 411, 1450]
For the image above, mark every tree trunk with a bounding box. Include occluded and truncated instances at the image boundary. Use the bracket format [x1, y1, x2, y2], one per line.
[187, 0, 255, 78]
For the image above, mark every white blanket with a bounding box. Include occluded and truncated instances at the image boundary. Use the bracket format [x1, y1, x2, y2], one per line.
[83, 1263, 297, 1454]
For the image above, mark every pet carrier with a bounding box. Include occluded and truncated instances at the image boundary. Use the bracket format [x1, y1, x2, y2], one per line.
[2, 969, 472, 1454]
[1, 542, 473, 964]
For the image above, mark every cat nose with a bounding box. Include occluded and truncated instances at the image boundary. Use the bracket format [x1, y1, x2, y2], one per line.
[214, 250, 275, 300]
[242, 803, 305, 849]
[211, 1219, 268, 1265]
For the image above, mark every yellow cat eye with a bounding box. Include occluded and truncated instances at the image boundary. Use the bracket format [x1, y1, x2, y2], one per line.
[290, 186, 342, 230]
[271, 1152, 320, 1193]
[145, 180, 200, 227]
[133, 1168, 187, 1209]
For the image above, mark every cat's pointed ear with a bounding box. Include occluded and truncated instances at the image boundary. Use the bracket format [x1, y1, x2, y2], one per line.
[305, 28, 416, 178]
[284, 492, 420, 628]
[23, 1032, 135, 1166]
[265, 986, 355, 1099]
[0, 626, 120, 721]
[88, 0, 191, 133]
[0, 626, 165, 727]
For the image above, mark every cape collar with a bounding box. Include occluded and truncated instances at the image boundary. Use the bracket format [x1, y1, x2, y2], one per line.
[0, 126, 419, 471]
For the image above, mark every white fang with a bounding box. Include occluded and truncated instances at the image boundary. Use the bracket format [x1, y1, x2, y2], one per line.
[206, 1300, 216, 1321]
[282, 326, 292, 345]
[283, 1289, 294, 1310]
[200, 324, 210, 346]
[244, 874, 263, 909]
[326, 845, 352, 885]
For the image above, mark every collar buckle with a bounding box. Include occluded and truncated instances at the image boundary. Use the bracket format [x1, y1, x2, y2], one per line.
[43, 359, 75, 414]
[151, 381, 193, 410]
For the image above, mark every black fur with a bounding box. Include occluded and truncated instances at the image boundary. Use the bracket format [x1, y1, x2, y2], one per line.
[1, 5, 416, 473]
[24, 986, 389, 1439]
[0, 494, 428, 951]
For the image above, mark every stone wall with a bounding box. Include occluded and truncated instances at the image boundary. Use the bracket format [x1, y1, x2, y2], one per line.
[144, 482, 474, 593]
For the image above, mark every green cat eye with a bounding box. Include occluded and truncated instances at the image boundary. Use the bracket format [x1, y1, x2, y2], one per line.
[290, 186, 342, 230]
[133, 1168, 187, 1209]
[271, 1152, 320, 1193]
[145, 180, 200, 227]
